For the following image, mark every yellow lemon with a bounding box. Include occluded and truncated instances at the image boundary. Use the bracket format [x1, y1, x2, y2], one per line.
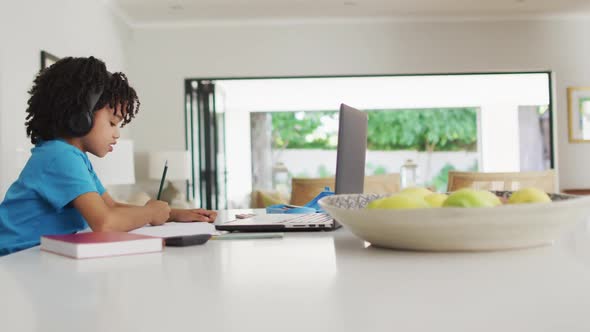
[367, 194, 430, 209]
[424, 193, 449, 207]
[508, 187, 551, 204]
[443, 188, 502, 208]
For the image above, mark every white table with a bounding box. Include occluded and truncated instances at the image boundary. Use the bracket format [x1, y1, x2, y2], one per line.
[2, 210, 590, 332]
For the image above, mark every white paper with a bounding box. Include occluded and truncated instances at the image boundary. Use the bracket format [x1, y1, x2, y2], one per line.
[130, 222, 217, 238]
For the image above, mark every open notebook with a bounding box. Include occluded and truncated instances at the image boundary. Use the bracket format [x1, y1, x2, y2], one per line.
[131, 222, 283, 240]
[131, 222, 216, 237]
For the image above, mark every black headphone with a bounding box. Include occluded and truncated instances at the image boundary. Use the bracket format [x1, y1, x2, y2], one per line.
[66, 72, 111, 137]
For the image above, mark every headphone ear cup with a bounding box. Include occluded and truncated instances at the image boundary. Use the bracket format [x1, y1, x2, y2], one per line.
[67, 110, 93, 137]
[68, 76, 106, 137]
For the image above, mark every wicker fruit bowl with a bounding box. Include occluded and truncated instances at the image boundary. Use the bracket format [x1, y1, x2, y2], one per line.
[319, 191, 590, 251]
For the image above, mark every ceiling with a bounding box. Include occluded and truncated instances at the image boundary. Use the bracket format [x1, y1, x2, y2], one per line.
[109, 0, 590, 26]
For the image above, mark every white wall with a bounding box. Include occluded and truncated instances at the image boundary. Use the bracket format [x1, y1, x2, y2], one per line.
[0, 1, 132, 199]
[128, 18, 590, 191]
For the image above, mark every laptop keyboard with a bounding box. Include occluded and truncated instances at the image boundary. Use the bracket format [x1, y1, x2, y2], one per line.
[282, 213, 333, 225]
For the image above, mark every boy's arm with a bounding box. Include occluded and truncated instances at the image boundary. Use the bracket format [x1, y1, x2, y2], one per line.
[101, 192, 136, 208]
[72, 192, 170, 232]
[168, 208, 218, 223]
[101, 192, 217, 223]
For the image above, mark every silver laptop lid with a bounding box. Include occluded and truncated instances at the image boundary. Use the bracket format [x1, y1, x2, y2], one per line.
[334, 104, 368, 195]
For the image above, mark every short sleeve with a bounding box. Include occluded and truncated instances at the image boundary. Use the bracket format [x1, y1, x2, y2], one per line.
[92, 172, 107, 196]
[91, 170, 106, 196]
[37, 152, 102, 210]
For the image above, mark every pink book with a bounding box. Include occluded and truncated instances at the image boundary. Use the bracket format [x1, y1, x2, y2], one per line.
[41, 232, 164, 259]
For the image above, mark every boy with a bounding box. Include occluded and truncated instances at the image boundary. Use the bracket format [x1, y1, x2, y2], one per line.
[0, 56, 217, 256]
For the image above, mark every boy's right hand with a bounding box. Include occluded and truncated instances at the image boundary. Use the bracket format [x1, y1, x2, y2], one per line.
[145, 199, 171, 226]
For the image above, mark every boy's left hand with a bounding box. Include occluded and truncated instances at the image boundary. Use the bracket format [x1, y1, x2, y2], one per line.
[170, 208, 218, 223]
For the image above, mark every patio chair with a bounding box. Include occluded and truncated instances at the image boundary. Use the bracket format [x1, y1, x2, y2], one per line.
[290, 173, 401, 206]
[446, 170, 556, 193]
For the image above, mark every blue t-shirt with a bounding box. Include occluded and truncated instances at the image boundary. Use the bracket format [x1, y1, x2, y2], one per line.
[0, 140, 105, 256]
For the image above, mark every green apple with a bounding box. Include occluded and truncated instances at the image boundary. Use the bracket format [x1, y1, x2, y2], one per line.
[400, 187, 433, 198]
[442, 188, 502, 208]
[508, 187, 551, 204]
[424, 193, 449, 207]
[367, 194, 430, 209]
[478, 190, 503, 206]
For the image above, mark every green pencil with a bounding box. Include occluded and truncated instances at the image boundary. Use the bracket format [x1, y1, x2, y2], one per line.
[156, 160, 168, 200]
[211, 232, 284, 240]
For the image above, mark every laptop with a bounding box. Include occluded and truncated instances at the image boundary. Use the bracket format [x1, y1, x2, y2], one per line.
[215, 103, 368, 232]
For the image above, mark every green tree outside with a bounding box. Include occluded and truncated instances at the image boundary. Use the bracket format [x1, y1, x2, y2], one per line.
[270, 108, 478, 191]
[271, 108, 477, 151]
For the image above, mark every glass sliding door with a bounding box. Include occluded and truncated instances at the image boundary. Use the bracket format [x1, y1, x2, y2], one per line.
[186, 80, 227, 210]
[186, 72, 553, 209]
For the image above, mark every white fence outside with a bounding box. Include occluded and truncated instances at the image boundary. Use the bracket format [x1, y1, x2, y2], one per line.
[276, 149, 479, 186]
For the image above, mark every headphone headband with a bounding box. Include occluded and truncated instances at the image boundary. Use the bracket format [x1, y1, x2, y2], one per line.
[86, 71, 112, 112]
[67, 71, 112, 137]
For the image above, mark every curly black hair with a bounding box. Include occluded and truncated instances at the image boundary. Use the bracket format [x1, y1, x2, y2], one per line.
[25, 56, 140, 144]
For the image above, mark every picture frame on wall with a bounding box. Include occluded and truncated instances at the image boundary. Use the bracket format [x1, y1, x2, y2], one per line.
[40, 50, 59, 70]
[567, 86, 590, 143]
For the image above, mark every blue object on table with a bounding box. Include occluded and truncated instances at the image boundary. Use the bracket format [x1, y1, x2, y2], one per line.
[266, 205, 317, 214]
[266, 186, 334, 214]
[303, 186, 334, 212]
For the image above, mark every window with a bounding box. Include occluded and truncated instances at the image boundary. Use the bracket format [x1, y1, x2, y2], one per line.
[186, 72, 552, 209]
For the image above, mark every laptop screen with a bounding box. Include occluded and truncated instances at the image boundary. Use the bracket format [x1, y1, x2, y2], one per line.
[334, 104, 368, 195]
